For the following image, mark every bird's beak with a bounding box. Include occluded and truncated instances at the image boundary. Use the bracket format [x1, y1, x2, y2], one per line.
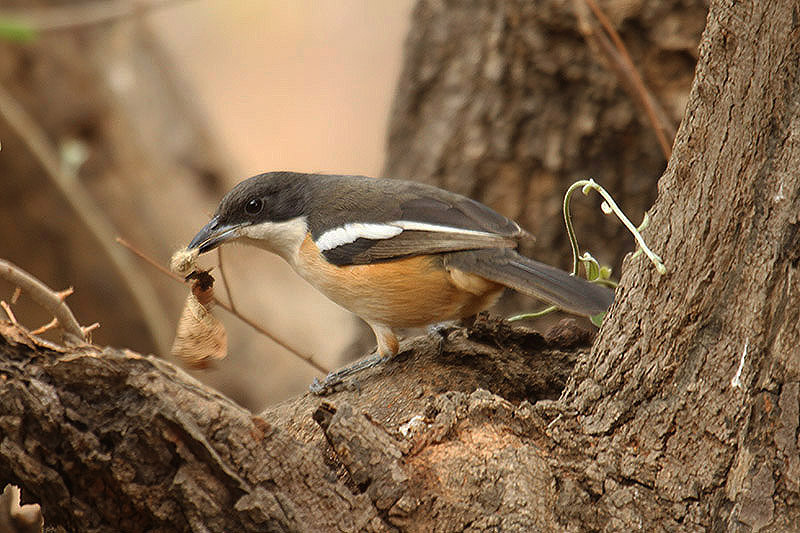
[188, 216, 242, 253]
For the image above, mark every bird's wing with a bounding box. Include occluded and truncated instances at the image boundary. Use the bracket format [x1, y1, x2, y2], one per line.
[321, 228, 517, 265]
[313, 186, 526, 266]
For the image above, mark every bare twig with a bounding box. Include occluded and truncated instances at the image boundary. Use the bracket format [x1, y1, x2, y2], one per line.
[116, 237, 329, 374]
[0, 0, 194, 33]
[118, 238, 198, 284]
[0, 259, 85, 343]
[29, 317, 58, 336]
[82, 322, 101, 339]
[0, 82, 171, 351]
[1, 301, 18, 325]
[10, 287, 21, 305]
[55, 287, 74, 301]
[576, 0, 675, 159]
[216, 246, 238, 314]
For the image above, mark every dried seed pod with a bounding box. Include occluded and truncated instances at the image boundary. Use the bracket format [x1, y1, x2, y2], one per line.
[170, 270, 227, 369]
[170, 247, 200, 276]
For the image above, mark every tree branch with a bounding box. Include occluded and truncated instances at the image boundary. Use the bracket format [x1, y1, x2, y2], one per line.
[0, 259, 86, 344]
[0, 314, 592, 531]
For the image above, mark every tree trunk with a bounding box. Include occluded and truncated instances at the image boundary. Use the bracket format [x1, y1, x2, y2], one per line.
[2, 0, 799, 531]
[560, 0, 800, 528]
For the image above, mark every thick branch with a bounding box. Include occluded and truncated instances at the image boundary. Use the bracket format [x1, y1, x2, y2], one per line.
[0, 314, 591, 532]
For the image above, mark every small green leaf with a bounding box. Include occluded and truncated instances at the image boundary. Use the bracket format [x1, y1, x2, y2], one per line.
[0, 18, 38, 43]
[578, 252, 603, 281]
[590, 312, 606, 327]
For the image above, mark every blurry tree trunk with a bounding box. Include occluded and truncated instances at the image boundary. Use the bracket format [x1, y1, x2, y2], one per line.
[2, 0, 799, 532]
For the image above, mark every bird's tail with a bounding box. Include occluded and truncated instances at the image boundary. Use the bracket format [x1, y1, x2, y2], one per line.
[445, 248, 614, 317]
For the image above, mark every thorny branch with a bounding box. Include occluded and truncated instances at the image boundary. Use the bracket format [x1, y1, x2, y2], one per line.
[0, 259, 87, 344]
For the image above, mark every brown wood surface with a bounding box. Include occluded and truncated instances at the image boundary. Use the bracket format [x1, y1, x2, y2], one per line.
[1, 315, 587, 532]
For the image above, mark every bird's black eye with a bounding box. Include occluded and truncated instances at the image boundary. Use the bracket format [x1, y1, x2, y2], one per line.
[245, 198, 263, 215]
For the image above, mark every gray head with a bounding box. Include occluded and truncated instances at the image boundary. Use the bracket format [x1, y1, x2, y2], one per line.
[188, 172, 310, 254]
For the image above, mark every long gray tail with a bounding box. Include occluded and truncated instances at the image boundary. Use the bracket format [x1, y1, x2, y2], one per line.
[445, 249, 614, 316]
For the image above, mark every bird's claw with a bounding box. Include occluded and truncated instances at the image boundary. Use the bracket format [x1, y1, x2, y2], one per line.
[309, 374, 362, 396]
[308, 352, 388, 395]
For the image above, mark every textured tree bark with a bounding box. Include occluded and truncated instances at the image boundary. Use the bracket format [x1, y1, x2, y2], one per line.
[2, 0, 799, 531]
[559, 0, 800, 529]
[0, 316, 590, 532]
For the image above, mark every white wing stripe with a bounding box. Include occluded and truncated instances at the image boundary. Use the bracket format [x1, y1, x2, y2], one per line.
[316, 223, 403, 251]
[316, 220, 501, 251]
[393, 220, 497, 237]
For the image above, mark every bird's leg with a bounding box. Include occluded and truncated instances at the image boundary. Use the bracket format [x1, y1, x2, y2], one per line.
[309, 324, 398, 395]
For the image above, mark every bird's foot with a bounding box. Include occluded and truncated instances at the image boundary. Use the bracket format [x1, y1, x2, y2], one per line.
[309, 374, 364, 395]
[309, 352, 390, 396]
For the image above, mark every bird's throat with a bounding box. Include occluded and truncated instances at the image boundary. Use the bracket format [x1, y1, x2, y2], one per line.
[237, 216, 309, 265]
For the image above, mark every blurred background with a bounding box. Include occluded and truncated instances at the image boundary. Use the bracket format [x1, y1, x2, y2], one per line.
[154, 1, 413, 176]
[0, 0, 704, 410]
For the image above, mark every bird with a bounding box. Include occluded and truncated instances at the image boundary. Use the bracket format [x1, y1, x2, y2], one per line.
[187, 171, 614, 393]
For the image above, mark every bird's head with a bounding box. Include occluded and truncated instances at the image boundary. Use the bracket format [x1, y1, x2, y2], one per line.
[188, 172, 310, 258]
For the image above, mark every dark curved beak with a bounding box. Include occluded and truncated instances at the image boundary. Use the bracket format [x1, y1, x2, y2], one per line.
[188, 216, 242, 253]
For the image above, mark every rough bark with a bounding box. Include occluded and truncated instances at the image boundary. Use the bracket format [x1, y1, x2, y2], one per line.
[559, 0, 800, 529]
[0, 315, 591, 532]
[2, 0, 799, 531]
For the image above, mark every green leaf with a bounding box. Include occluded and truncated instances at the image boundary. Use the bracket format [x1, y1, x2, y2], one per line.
[0, 18, 38, 43]
[590, 312, 606, 327]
